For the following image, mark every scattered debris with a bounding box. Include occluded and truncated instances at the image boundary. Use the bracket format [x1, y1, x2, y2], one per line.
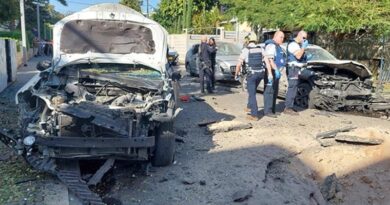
[317, 138, 338, 147]
[180, 95, 190, 102]
[207, 121, 252, 133]
[320, 173, 341, 201]
[335, 135, 384, 145]
[198, 119, 218, 127]
[182, 178, 196, 185]
[316, 126, 357, 139]
[158, 177, 169, 183]
[199, 180, 206, 186]
[175, 136, 185, 143]
[232, 190, 252, 202]
[341, 120, 353, 124]
[88, 158, 115, 186]
[191, 95, 205, 102]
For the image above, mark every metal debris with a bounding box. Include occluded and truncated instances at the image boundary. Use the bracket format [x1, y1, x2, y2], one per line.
[198, 119, 218, 127]
[207, 121, 252, 133]
[316, 126, 357, 139]
[335, 135, 384, 145]
[232, 190, 252, 202]
[88, 158, 115, 186]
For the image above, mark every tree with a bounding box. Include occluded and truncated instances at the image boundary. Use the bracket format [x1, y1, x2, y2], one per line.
[120, 0, 142, 12]
[0, 0, 19, 24]
[152, 0, 223, 34]
[220, 0, 390, 36]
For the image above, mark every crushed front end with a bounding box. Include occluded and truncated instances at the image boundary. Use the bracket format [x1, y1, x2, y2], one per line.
[15, 63, 177, 171]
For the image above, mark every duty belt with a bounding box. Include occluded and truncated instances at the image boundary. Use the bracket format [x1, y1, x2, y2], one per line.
[287, 62, 306, 68]
[247, 67, 265, 73]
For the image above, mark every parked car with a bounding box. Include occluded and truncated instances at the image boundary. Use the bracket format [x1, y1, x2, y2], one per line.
[258, 43, 374, 111]
[185, 41, 241, 81]
[13, 3, 180, 176]
[168, 48, 179, 66]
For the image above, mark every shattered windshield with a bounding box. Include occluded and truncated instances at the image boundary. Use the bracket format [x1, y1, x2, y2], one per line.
[79, 63, 161, 80]
[217, 42, 241, 56]
[306, 47, 338, 61]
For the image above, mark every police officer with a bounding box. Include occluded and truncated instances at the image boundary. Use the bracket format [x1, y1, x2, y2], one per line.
[264, 31, 285, 117]
[284, 30, 309, 115]
[199, 36, 217, 94]
[208, 37, 217, 90]
[234, 33, 272, 121]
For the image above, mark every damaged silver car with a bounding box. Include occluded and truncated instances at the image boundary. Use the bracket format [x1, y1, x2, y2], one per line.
[14, 3, 180, 174]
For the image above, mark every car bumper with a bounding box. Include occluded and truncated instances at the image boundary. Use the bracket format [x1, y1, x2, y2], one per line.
[215, 72, 235, 81]
[34, 135, 155, 159]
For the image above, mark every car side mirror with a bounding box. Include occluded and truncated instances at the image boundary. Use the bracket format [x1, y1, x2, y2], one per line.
[36, 60, 51, 71]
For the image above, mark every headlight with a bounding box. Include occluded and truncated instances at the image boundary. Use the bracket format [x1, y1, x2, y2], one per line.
[23, 135, 36, 146]
[218, 61, 229, 73]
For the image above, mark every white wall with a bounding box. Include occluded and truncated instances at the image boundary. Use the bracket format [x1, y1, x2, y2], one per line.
[10, 40, 17, 82]
[0, 39, 7, 92]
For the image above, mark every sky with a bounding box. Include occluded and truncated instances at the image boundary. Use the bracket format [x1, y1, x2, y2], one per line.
[50, 0, 160, 15]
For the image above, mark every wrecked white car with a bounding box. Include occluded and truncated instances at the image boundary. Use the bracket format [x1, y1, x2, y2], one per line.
[14, 3, 180, 175]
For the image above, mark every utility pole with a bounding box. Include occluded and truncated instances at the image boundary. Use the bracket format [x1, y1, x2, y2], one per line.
[37, 3, 40, 40]
[146, 0, 149, 17]
[32, 1, 46, 40]
[19, 0, 27, 66]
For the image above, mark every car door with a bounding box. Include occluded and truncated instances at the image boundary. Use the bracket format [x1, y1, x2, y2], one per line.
[189, 44, 200, 74]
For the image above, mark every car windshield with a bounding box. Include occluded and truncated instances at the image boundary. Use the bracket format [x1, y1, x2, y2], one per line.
[78, 63, 161, 80]
[305, 47, 338, 61]
[217, 42, 241, 56]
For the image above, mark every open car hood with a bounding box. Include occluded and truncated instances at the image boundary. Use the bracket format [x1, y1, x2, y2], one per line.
[52, 3, 168, 72]
[308, 60, 372, 78]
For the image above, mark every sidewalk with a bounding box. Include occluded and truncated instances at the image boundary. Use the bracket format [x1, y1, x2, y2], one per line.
[0, 56, 49, 101]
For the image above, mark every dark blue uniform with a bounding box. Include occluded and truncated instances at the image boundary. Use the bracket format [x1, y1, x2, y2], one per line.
[264, 39, 286, 114]
[242, 44, 266, 117]
[199, 42, 217, 93]
[285, 40, 307, 109]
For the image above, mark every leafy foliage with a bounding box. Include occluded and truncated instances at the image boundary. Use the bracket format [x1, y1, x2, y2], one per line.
[0, 0, 19, 24]
[152, 0, 223, 34]
[120, 0, 142, 12]
[221, 0, 390, 36]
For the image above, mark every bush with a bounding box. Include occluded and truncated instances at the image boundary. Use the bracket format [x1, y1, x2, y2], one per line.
[0, 31, 21, 40]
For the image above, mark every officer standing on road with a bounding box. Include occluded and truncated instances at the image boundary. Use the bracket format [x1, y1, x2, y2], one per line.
[284, 30, 309, 115]
[264, 31, 285, 116]
[208, 37, 217, 90]
[234, 33, 272, 121]
[199, 36, 217, 94]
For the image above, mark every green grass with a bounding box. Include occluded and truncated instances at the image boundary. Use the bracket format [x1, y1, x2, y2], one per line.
[0, 146, 46, 204]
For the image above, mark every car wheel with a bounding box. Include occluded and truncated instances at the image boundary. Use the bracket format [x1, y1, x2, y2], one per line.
[294, 82, 312, 109]
[151, 122, 175, 167]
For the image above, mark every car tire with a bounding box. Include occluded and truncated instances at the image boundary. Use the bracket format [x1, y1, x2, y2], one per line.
[151, 122, 175, 167]
[295, 82, 312, 109]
